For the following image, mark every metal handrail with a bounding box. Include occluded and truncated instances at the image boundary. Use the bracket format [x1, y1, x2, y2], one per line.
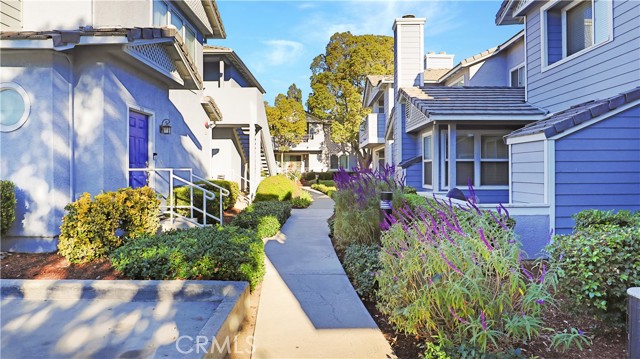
[231, 170, 254, 203]
[128, 167, 227, 227]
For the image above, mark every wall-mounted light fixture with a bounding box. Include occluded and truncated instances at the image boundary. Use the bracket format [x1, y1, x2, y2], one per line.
[159, 119, 171, 135]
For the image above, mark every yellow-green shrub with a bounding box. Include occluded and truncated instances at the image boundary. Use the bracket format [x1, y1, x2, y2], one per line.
[58, 187, 160, 263]
[173, 180, 240, 223]
[254, 175, 297, 202]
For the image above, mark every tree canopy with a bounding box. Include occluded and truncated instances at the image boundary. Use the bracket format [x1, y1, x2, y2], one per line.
[307, 32, 394, 168]
[266, 84, 306, 152]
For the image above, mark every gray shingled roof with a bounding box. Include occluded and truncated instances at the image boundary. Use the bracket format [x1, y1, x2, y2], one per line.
[400, 86, 547, 117]
[506, 87, 640, 139]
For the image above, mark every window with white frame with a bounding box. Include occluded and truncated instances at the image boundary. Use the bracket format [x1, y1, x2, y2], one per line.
[542, 0, 612, 67]
[422, 133, 433, 187]
[339, 154, 349, 169]
[153, 0, 198, 57]
[455, 132, 509, 187]
[330, 154, 339, 170]
[510, 64, 525, 87]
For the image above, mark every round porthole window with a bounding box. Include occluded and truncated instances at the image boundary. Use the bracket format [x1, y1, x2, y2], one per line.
[0, 83, 31, 132]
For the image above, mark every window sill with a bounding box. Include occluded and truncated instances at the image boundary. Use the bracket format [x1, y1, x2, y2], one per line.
[541, 37, 613, 73]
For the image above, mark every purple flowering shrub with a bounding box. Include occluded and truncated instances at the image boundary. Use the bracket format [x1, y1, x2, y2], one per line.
[376, 196, 557, 352]
[332, 165, 406, 247]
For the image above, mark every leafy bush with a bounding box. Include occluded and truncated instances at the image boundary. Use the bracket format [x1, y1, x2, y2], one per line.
[291, 190, 313, 208]
[332, 166, 406, 248]
[302, 171, 335, 181]
[318, 180, 335, 187]
[573, 209, 638, 229]
[0, 180, 17, 235]
[311, 183, 336, 197]
[343, 244, 380, 300]
[232, 201, 292, 238]
[173, 180, 239, 224]
[58, 187, 160, 263]
[548, 209, 640, 325]
[377, 197, 557, 353]
[254, 175, 297, 202]
[111, 226, 265, 290]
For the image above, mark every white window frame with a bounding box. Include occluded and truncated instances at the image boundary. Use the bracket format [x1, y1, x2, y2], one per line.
[509, 63, 525, 88]
[439, 129, 449, 191]
[540, 0, 613, 71]
[0, 82, 31, 132]
[455, 130, 509, 190]
[422, 131, 433, 189]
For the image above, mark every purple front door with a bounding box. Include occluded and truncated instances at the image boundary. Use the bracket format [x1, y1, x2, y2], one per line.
[129, 111, 149, 188]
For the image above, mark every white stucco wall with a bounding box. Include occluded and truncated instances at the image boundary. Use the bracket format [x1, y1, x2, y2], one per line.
[21, 0, 92, 31]
[210, 127, 242, 181]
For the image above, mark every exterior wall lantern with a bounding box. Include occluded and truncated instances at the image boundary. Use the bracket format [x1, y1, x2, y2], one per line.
[159, 119, 171, 135]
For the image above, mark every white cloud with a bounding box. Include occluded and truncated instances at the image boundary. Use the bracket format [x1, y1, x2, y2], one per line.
[263, 40, 305, 66]
[294, 0, 462, 45]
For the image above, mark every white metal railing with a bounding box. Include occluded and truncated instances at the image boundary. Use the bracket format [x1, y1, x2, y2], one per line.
[230, 170, 254, 204]
[128, 167, 230, 227]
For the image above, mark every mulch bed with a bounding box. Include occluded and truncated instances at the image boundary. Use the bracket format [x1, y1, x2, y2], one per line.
[328, 222, 627, 359]
[1, 208, 243, 281]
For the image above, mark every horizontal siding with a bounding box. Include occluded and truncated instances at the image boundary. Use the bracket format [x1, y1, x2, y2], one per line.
[525, 0, 640, 113]
[398, 25, 422, 88]
[0, 0, 21, 30]
[511, 140, 545, 204]
[554, 105, 640, 234]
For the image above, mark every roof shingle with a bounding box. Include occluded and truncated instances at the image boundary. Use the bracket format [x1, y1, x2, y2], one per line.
[506, 87, 640, 139]
[401, 86, 547, 117]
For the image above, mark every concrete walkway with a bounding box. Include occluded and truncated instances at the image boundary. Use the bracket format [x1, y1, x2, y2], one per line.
[251, 190, 394, 359]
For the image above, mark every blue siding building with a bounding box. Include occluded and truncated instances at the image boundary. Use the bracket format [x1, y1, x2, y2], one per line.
[389, 0, 639, 256]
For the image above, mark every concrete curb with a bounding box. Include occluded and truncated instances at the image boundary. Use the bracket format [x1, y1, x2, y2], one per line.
[1, 279, 249, 359]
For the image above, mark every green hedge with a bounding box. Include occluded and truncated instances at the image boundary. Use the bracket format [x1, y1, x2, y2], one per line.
[58, 187, 161, 263]
[311, 184, 336, 197]
[0, 180, 16, 235]
[548, 209, 640, 325]
[173, 180, 239, 223]
[343, 244, 380, 300]
[302, 171, 335, 181]
[254, 175, 297, 202]
[111, 226, 265, 290]
[232, 201, 291, 238]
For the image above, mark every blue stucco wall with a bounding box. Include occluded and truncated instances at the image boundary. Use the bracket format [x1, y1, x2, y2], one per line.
[0, 51, 71, 252]
[554, 104, 640, 234]
[513, 214, 551, 258]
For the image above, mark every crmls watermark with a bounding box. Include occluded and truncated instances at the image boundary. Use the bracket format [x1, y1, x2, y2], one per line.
[175, 335, 256, 355]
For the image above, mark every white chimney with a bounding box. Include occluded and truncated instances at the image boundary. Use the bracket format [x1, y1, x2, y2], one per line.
[393, 15, 426, 95]
[425, 52, 455, 69]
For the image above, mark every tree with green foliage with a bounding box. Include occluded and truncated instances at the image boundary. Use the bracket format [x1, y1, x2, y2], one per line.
[266, 84, 306, 153]
[286, 83, 303, 104]
[308, 32, 394, 168]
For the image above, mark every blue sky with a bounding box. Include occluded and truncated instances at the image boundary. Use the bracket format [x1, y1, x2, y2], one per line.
[209, 1, 522, 105]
